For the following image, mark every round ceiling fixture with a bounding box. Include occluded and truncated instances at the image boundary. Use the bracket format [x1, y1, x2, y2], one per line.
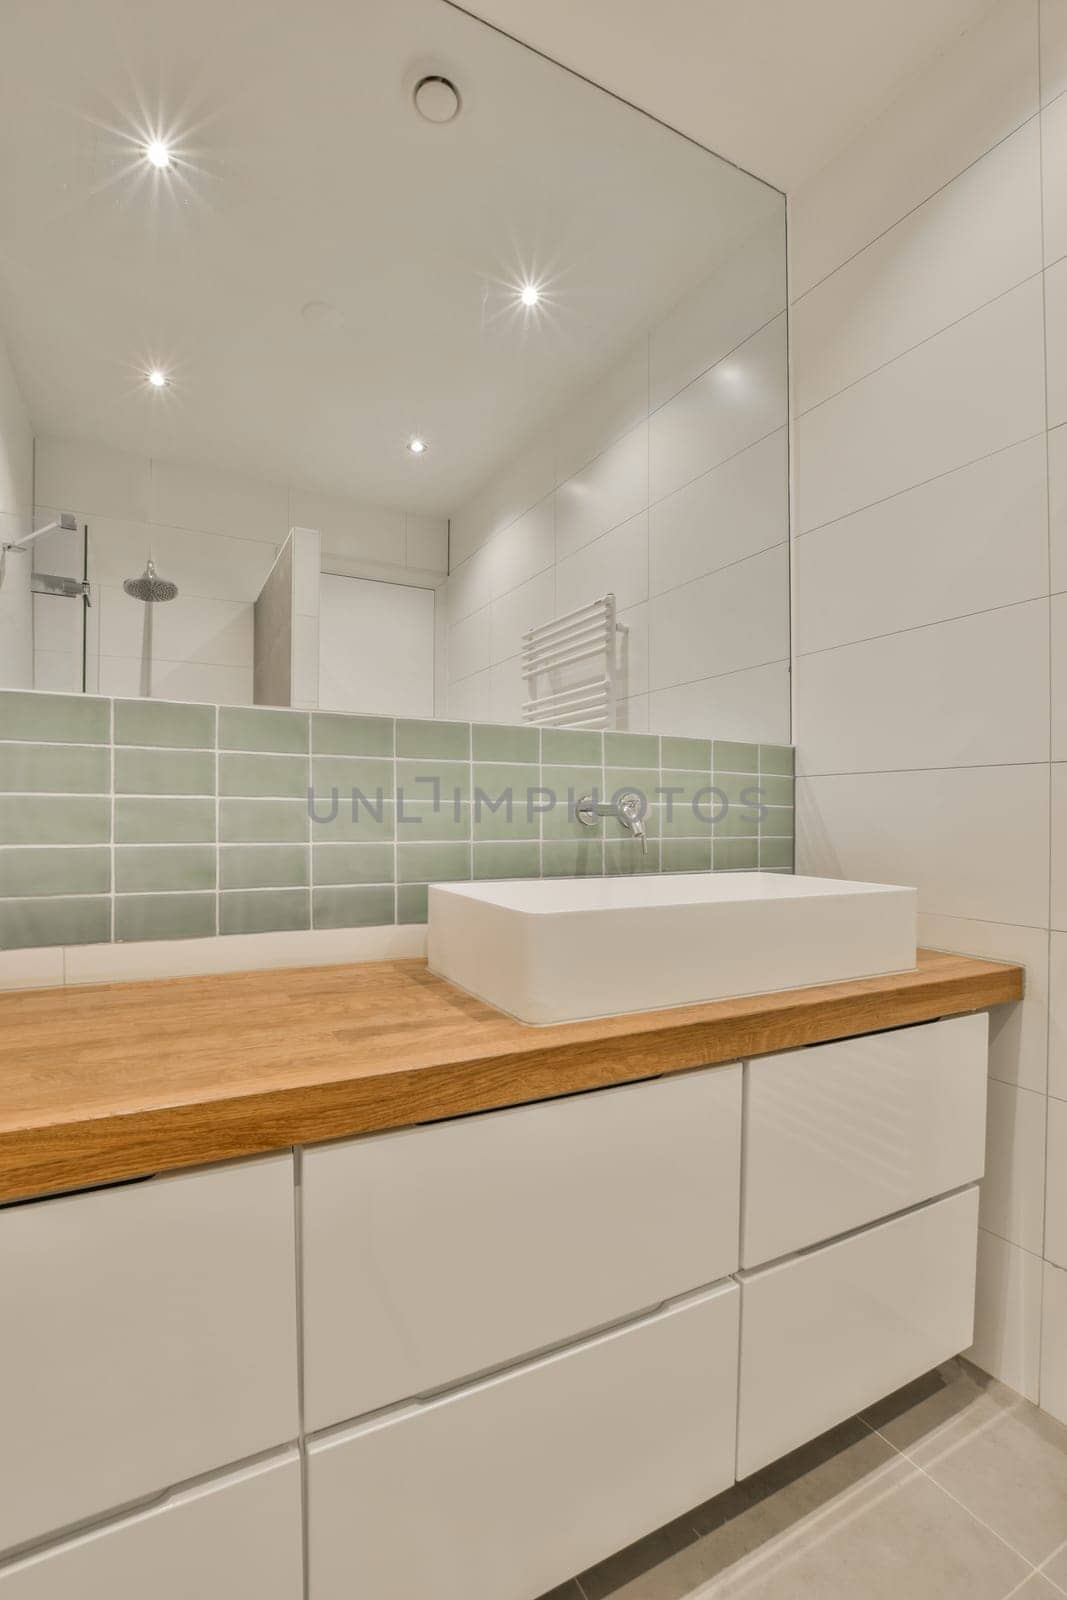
[147, 368, 168, 389]
[145, 139, 172, 169]
[413, 75, 461, 124]
[407, 436, 428, 456]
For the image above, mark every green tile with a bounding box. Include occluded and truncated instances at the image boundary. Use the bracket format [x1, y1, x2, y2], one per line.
[0, 795, 109, 845]
[657, 771, 721, 811]
[713, 741, 759, 774]
[0, 847, 110, 898]
[219, 753, 306, 799]
[604, 732, 658, 768]
[311, 713, 394, 758]
[759, 774, 795, 808]
[472, 762, 539, 797]
[0, 896, 110, 950]
[396, 842, 471, 883]
[760, 806, 795, 840]
[540, 728, 602, 765]
[0, 743, 109, 794]
[397, 883, 428, 924]
[219, 889, 310, 935]
[540, 765, 601, 800]
[472, 798, 540, 841]
[542, 796, 602, 840]
[312, 843, 395, 886]
[714, 773, 766, 809]
[661, 737, 711, 771]
[219, 706, 308, 754]
[661, 838, 712, 872]
[396, 760, 469, 804]
[472, 842, 541, 879]
[116, 798, 216, 845]
[660, 803, 716, 839]
[472, 724, 539, 763]
[115, 845, 217, 894]
[0, 690, 109, 745]
[396, 719, 470, 760]
[116, 748, 214, 796]
[605, 840, 660, 875]
[760, 744, 795, 776]
[115, 700, 215, 750]
[714, 806, 761, 839]
[759, 836, 795, 870]
[311, 756, 394, 799]
[220, 798, 308, 844]
[312, 885, 395, 929]
[115, 894, 216, 943]
[714, 838, 759, 870]
[396, 802, 471, 842]
[604, 802, 660, 840]
[310, 799, 395, 843]
[219, 845, 308, 891]
[604, 768, 659, 805]
[541, 840, 603, 876]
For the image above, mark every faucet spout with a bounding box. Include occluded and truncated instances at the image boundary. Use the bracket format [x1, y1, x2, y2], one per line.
[576, 789, 648, 854]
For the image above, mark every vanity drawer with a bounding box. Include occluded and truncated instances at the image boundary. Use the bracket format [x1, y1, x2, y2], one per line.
[0, 1155, 298, 1556]
[736, 1185, 979, 1478]
[307, 1281, 740, 1600]
[301, 1063, 741, 1430]
[0, 1453, 303, 1600]
[741, 1013, 987, 1266]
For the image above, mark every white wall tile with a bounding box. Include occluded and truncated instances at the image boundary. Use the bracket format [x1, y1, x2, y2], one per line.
[446, 669, 490, 722]
[488, 654, 526, 725]
[1050, 932, 1067, 1100]
[1041, 1260, 1067, 1421]
[967, 1226, 1044, 1401]
[36, 436, 151, 523]
[979, 1078, 1047, 1253]
[87, 518, 277, 604]
[1046, 256, 1067, 429]
[446, 543, 493, 624]
[789, 0, 1039, 299]
[918, 913, 1049, 1093]
[291, 612, 319, 710]
[617, 601, 649, 700]
[650, 545, 789, 691]
[98, 655, 253, 705]
[152, 457, 288, 544]
[794, 437, 1049, 654]
[649, 660, 791, 745]
[650, 315, 787, 503]
[796, 600, 1050, 776]
[794, 121, 1042, 415]
[1051, 426, 1067, 591]
[97, 585, 253, 667]
[449, 429, 555, 568]
[0, 334, 31, 516]
[795, 276, 1046, 533]
[616, 694, 649, 732]
[447, 605, 490, 683]
[650, 428, 787, 598]
[487, 496, 555, 600]
[554, 339, 649, 486]
[488, 568, 554, 667]
[649, 210, 786, 411]
[1052, 764, 1067, 929]
[1042, 0, 1067, 104]
[1053, 593, 1067, 759]
[797, 765, 1050, 926]
[1046, 1094, 1067, 1266]
[404, 515, 448, 575]
[555, 511, 648, 618]
[1043, 92, 1067, 265]
[32, 649, 82, 692]
[555, 422, 648, 562]
[289, 487, 401, 566]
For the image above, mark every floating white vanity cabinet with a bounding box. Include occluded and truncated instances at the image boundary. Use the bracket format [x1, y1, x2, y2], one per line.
[0, 1155, 299, 1557]
[735, 1186, 980, 1477]
[741, 1013, 988, 1266]
[301, 1064, 742, 1429]
[307, 1283, 741, 1600]
[0, 1453, 303, 1600]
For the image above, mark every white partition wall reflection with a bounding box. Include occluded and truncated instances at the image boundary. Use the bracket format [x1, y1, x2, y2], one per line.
[319, 574, 434, 717]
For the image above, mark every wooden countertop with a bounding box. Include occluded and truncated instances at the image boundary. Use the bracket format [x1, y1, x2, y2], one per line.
[0, 949, 1022, 1204]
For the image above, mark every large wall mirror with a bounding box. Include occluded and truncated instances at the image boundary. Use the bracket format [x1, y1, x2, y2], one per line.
[0, 0, 788, 740]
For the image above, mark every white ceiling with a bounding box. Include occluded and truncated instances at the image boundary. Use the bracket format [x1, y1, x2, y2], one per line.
[0, 0, 780, 518]
[457, 0, 999, 192]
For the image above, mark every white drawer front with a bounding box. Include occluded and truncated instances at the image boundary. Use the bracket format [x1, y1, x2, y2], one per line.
[741, 1013, 987, 1266]
[302, 1064, 741, 1430]
[736, 1185, 980, 1478]
[0, 1453, 303, 1600]
[0, 1155, 299, 1555]
[308, 1282, 740, 1600]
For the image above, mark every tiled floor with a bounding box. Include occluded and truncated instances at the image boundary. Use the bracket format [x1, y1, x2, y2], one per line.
[536, 1361, 1067, 1600]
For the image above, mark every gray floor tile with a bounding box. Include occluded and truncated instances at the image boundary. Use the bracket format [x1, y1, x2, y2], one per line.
[1014, 1578, 1064, 1598]
[861, 1360, 1021, 1456]
[1043, 1541, 1067, 1592]
[869, 1362, 1067, 1565]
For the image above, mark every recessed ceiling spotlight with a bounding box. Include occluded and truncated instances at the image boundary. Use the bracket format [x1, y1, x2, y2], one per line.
[413, 75, 461, 124]
[147, 368, 168, 389]
[407, 436, 428, 455]
[145, 139, 173, 169]
[520, 283, 541, 308]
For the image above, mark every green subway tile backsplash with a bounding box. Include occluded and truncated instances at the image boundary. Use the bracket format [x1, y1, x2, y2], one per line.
[0, 692, 793, 948]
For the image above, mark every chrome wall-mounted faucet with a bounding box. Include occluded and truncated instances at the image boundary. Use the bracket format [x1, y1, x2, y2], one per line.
[576, 790, 648, 854]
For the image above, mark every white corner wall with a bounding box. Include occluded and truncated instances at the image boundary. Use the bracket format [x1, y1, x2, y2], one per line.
[0, 332, 34, 687]
[789, 0, 1066, 1412]
[440, 213, 790, 740]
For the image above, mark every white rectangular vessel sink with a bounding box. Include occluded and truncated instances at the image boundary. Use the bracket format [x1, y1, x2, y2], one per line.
[428, 873, 917, 1025]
